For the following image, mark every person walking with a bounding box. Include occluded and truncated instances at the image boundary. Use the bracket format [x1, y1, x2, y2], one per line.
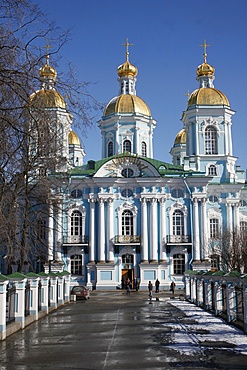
[170, 280, 176, 294]
[148, 281, 153, 301]
[155, 278, 160, 293]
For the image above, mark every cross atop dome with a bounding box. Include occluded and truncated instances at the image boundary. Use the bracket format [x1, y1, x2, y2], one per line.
[199, 39, 211, 63]
[121, 38, 133, 62]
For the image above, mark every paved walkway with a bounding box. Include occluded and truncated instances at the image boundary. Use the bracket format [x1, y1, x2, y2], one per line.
[1, 290, 247, 369]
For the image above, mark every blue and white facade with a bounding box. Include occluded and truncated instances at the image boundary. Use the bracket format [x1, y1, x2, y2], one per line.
[16, 45, 247, 289]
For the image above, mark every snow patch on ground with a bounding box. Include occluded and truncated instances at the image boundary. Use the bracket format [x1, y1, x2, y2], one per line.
[167, 300, 247, 356]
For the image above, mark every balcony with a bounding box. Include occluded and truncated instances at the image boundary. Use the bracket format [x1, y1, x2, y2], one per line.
[166, 235, 191, 244]
[63, 235, 89, 245]
[114, 235, 140, 245]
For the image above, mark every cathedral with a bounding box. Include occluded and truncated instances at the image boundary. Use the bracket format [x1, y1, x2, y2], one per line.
[12, 41, 247, 290]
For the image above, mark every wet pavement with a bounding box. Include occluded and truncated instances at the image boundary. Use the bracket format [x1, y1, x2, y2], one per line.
[1, 290, 247, 369]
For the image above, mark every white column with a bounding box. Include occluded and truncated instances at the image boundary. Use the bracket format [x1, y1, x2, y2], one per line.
[135, 127, 140, 155]
[227, 203, 233, 233]
[141, 198, 148, 262]
[48, 202, 54, 261]
[160, 198, 166, 261]
[56, 201, 62, 261]
[193, 198, 200, 260]
[101, 130, 105, 158]
[49, 276, 58, 308]
[12, 278, 27, 329]
[28, 277, 39, 320]
[107, 197, 114, 262]
[89, 199, 95, 262]
[234, 203, 240, 229]
[150, 198, 158, 261]
[98, 198, 105, 262]
[149, 126, 153, 158]
[201, 198, 208, 259]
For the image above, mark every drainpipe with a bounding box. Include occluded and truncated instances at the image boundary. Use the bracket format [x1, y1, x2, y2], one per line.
[183, 176, 194, 267]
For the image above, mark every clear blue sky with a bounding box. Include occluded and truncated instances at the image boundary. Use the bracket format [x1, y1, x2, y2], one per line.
[37, 0, 247, 172]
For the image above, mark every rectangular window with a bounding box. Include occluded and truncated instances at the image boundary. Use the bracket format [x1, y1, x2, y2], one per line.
[37, 220, 47, 240]
[210, 218, 219, 238]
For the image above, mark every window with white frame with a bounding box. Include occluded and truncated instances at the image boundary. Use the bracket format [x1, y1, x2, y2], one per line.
[205, 126, 218, 154]
[37, 219, 47, 240]
[209, 218, 219, 238]
[122, 210, 133, 235]
[108, 141, 113, 157]
[172, 210, 184, 235]
[141, 141, 147, 157]
[208, 164, 217, 176]
[71, 210, 82, 236]
[210, 254, 220, 270]
[123, 139, 131, 153]
[173, 253, 185, 274]
[240, 221, 247, 231]
[71, 254, 82, 275]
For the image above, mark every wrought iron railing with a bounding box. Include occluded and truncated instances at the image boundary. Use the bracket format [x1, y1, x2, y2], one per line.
[63, 235, 89, 244]
[114, 235, 140, 244]
[166, 235, 191, 243]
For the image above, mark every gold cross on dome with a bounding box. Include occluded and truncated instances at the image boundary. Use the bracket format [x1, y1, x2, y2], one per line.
[42, 43, 53, 64]
[184, 90, 190, 100]
[199, 39, 211, 63]
[121, 38, 134, 61]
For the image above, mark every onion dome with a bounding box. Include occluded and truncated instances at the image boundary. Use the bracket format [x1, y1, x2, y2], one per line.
[117, 60, 138, 78]
[104, 94, 151, 117]
[68, 131, 81, 145]
[29, 54, 66, 109]
[29, 89, 66, 109]
[188, 88, 229, 107]
[188, 40, 229, 107]
[39, 63, 57, 79]
[174, 128, 186, 145]
[196, 62, 215, 77]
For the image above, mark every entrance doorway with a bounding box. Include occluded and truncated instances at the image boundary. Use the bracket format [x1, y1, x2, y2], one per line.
[122, 269, 134, 289]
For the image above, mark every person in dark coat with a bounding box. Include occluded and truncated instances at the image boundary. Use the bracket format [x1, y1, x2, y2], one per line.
[170, 281, 176, 294]
[155, 279, 160, 293]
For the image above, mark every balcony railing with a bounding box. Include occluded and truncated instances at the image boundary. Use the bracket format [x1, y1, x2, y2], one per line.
[166, 235, 191, 244]
[114, 235, 140, 244]
[63, 235, 89, 245]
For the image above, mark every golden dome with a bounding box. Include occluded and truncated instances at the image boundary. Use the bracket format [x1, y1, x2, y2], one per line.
[104, 94, 151, 117]
[197, 62, 215, 77]
[174, 128, 186, 145]
[29, 89, 66, 109]
[188, 88, 229, 107]
[68, 131, 80, 145]
[117, 60, 138, 78]
[39, 63, 57, 79]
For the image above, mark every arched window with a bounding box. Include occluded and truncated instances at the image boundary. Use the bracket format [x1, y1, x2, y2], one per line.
[71, 211, 82, 236]
[108, 141, 113, 157]
[208, 164, 217, 176]
[71, 254, 82, 275]
[172, 210, 184, 235]
[173, 254, 185, 274]
[123, 139, 131, 153]
[122, 210, 133, 235]
[141, 141, 147, 157]
[205, 126, 217, 154]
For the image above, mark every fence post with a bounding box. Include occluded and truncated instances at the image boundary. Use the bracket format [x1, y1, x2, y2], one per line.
[0, 276, 9, 340]
[8, 273, 27, 329]
[26, 273, 40, 320]
[49, 274, 58, 308]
